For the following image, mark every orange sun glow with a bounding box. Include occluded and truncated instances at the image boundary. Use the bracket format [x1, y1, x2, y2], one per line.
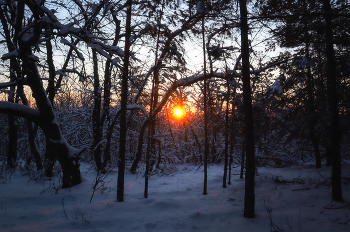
[174, 108, 184, 118]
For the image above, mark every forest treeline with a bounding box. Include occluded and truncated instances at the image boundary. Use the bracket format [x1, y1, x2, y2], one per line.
[0, 0, 349, 218]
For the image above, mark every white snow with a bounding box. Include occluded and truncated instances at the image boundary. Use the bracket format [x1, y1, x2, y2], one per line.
[268, 76, 284, 96]
[0, 163, 349, 232]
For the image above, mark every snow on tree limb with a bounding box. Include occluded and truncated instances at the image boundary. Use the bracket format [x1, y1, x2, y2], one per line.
[1, 50, 18, 60]
[111, 104, 149, 117]
[60, 38, 85, 61]
[152, 72, 239, 118]
[0, 101, 41, 123]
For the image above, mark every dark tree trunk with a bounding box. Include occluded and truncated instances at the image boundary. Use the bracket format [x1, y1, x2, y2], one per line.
[101, 17, 120, 170]
[46, 29, 56, 105]
[92, 49, 102, 171]
[240, 0, 256, 218]
[26, 120, 43, 170]
[19, 37, 82, 188]
[145, 51, 157, 198]
[24, 59, 83, 188]
[202, 15, 209, 196]
[130, 118, 149, 174]
[45, 28, 58, 175]
[17, 84, 43, 170]
[101, 59, 112, 171]
[240, 140, 245, 180]
[117, 0, 132, 202]
[7, 114, 17, 168]
[302, 10, 321, 169]
[104, 110, 121, 169]
[223, 81, 230, 188]
[306, 56, 321, 169]
[323, 0, 342, 202]
[0, 5, 17, 168]
[7, 58, 17, 168]
[144, 124, 151, 198]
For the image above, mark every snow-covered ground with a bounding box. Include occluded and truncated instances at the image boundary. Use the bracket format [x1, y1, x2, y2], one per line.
[1, 162, 350, 232]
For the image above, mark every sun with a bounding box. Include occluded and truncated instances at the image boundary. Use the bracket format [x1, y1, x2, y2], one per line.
[173, 107, 184, 118]
[175, 108, 183, 117]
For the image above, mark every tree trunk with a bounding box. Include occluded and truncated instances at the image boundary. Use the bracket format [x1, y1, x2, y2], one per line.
[101, 17, 121, 170]
[223, 81, 230, 188]
[117, 0, 132, 202]
[302, 9, 321, 169]
[240, 0, 256, 218]
[0, 5, 17, 169]
[7, 114, 17, 168]
[17, 83, 43, 170]
[92, 49, 102, 171]
[130, 118, 149, 174]
[7, 59, 17, 168]
[240, 140, 245, 180]
[202, 14, 209, 196]
[21, 46, 82, 188]
[323, 0, 342, 202]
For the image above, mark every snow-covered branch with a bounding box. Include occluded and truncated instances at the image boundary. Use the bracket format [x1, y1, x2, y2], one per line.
[152, 72, 239, 117]
[111, 104, 149, 117]
[0, 101, 41, 123]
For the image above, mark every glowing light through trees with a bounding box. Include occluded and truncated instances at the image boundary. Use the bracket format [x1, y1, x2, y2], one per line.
[174, 108, 183, 117]
[173, 107, 184, 119]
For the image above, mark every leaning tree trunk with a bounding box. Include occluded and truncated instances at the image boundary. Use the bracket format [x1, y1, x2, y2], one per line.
[25, 61, 83, 188]
[18, 29, 83, 187]
[45, 28, 58, 176]
[17, 84, 43, 170]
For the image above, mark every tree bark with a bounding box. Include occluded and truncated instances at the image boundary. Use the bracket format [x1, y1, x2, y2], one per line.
[25, 61, 83, 188]
[240, 0, 256, 218]
[223, 81, 230, 188]
[0, 6, 18, 169]
[18, 24, 82, 188]
[302, 4, 321, 169]
[17, 84, 43, 170]
[202, 13, 209, 196]
[323, 0, 342, 202]
[117, 0, 132, 202]
[92, 49, 102, 171]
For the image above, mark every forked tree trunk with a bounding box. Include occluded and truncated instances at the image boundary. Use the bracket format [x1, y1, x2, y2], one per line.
[21, 49, 83, 188]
